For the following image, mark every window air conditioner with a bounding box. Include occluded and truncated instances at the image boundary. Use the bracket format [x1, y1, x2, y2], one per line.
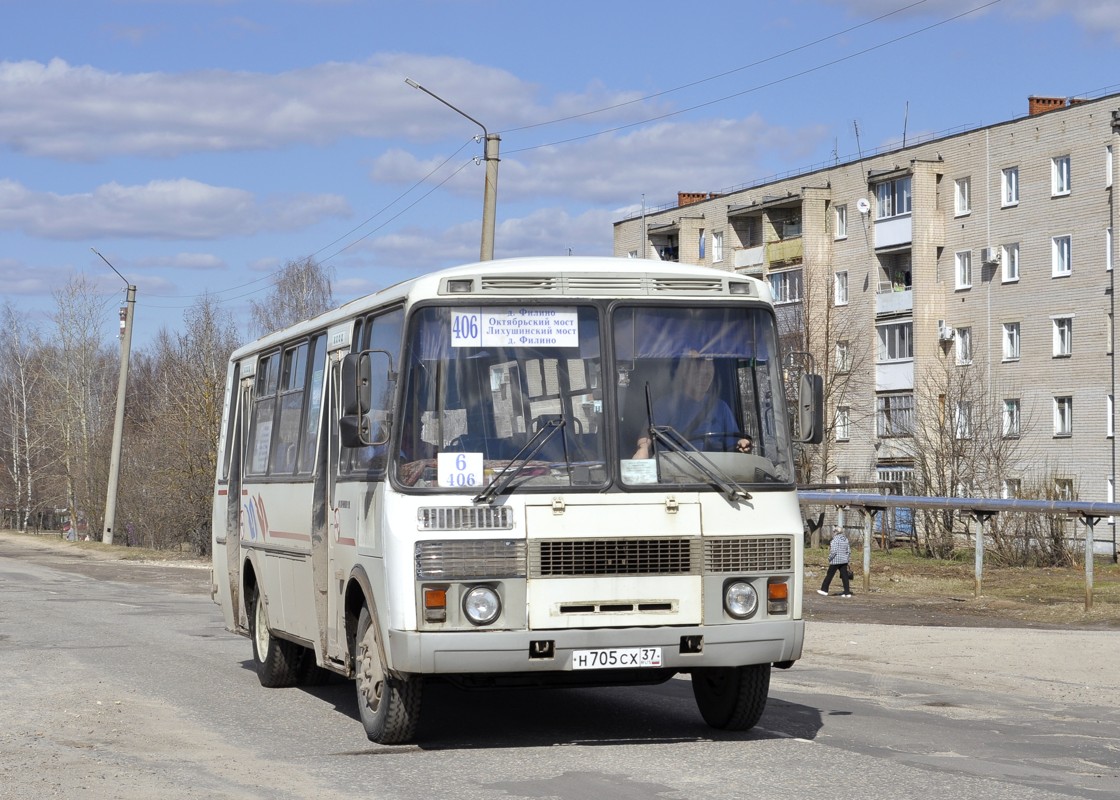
[938, 321, 955, 341]
[981, 247, 1000, 265]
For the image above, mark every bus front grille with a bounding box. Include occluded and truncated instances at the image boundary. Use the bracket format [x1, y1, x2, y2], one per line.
[530, 538, 702, 578]
[704, 537, 793, 573]
[415, 539, 526, 580]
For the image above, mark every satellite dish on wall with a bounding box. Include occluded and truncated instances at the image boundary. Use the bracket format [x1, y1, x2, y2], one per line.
[856, 197, 871, 215]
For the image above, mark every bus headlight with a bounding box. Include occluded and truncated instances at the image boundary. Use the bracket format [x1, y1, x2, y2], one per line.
[462, 585, 501, 626]
[724, 581, 758, 619]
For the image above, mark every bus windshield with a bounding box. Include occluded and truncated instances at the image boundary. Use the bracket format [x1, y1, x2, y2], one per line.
[394, 302, 794, 492]
[396, 305, 607, 491]
[614, 305, 795, 487]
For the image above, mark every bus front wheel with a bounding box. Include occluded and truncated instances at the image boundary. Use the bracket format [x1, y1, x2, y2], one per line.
[247, 590, 302, 688]
[691, 664, 770, 730]
[355, 606, 422, 744]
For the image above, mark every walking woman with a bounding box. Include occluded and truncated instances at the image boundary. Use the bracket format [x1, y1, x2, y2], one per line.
[818, 527, 853, 597]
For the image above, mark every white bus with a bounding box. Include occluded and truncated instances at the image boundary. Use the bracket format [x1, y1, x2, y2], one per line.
[211, 256, 822, 744]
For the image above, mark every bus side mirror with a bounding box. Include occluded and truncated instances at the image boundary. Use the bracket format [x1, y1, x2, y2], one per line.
[340, 351, 394, 448]
[796, 373, 824, 444]
[341, 353, 371, 417]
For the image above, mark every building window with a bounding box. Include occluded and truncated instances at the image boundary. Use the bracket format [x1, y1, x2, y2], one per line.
[1001, 242, 1020, 282]
[955, 250, 972, 289]
[769, 269, 803, 304]
[1054, 396, 1073, 437]
[877, 393, 914, 437]
[1054, 478, 1074, 501]
[954, 177, 971, 216]
[835, 406, 850, 441]
[1109, 313, 1114, 355]
[712, 231, 723, 263]
[877, 321, 913, 362]
[1003, 398, 1020, 437]
[698, 229, 705, 261]
[1108, 394, 1114, 438]
[1052, 155, 1071, 196]
[1052, 235, 1072, 277]
[835, 204, 847, 239]
[1108, 145, 1114, 188]
[627, 250, 639, 259]
[955, 401, 972, 440]
[1002, 322, 1020, 361]
[1001, 477, 1021, 498]
[955, 326, 972, 365]
[834, 271, 849, 306]
[1107, 227, 1113, 272]
[875, 176, 912, 219]
[1001, 166, 1019, 206]
[1052, 316, 1073, 357]
[835, 340, 852, 373]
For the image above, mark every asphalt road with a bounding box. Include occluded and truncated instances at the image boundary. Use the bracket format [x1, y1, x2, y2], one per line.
[1, 533, 1117, 799]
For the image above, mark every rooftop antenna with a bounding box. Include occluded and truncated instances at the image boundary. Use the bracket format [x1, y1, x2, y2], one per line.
[853, 120, 864, 162]
[903, 101, 909, 148]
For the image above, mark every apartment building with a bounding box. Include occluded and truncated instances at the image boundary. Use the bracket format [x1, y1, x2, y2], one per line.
[614, 94, 1119, 535]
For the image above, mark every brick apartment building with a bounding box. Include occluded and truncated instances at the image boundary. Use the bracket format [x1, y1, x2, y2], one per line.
[613, 93, 1119, 545]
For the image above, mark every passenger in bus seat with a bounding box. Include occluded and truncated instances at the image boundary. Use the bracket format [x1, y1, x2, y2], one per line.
[632, 350, 752, 458]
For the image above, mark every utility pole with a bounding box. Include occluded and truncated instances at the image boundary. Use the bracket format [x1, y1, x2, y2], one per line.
[94, 249, 135, 546]
[1111, 108, 1119, 562]
[405, 78, 499, 261]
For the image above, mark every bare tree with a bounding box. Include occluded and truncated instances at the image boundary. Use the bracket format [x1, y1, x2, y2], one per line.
[38, 276, 116, 538]
[895, 350, 1032, 558]
[120, 294, 240, 553]
[249, 257, 335, 337]
[0, 302, 47, 531]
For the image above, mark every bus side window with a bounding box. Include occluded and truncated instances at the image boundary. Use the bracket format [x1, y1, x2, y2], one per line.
[247, 353, 280, 475]
[344, 307, 404, 476]
[269, 341, 309, 475]
[297, 335, 327, 473]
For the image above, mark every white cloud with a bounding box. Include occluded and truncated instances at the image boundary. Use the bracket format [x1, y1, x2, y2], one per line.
[0, 55, 652, 161]
[0, 178, 349, 240]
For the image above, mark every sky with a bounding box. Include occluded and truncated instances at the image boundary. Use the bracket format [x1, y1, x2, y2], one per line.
[2, 0, 1119, 347]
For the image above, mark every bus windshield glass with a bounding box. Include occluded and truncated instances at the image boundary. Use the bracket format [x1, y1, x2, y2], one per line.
[614, 305, 795, 487]
[396, 305, 607, 491]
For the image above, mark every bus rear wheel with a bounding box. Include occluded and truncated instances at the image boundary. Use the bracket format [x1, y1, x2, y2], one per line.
[691, 664, 770, 730]
[247, 590, 302, 688]
[355, 606, 422, 744]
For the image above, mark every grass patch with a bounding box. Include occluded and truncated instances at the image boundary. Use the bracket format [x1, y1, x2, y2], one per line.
[813, 547, 1120, 627]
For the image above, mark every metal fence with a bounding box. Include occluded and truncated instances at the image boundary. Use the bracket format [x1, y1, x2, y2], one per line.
[798, 490, 1120, 610]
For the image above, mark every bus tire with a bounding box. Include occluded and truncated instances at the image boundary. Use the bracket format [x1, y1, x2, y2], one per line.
[247, 590, 302, 688]
[355, 606, 422, 744]
[691, 664, 770, 730]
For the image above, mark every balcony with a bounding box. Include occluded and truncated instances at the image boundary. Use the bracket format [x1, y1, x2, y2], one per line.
[765, 236, 803, 268]
[876, 360, 914, 392]
[734, 245, 765, 273]
[874, 214, 912, 250]
[876, 287, 913, 316]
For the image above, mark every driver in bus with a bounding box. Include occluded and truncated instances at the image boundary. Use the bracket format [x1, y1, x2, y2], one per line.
[632, 349, 752, 458]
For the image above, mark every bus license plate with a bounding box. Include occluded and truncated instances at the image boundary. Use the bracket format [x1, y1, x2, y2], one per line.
[571, 647, 662, 670]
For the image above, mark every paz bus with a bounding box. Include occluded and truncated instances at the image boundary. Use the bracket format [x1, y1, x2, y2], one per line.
[211, 256, 822, 744]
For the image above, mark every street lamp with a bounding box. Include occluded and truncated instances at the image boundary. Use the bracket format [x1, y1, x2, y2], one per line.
[405, 77, 500, 261]
[93, 248, 136, 546]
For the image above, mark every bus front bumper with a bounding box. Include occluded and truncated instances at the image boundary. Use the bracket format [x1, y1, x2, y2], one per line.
[385, 619, 803, 675]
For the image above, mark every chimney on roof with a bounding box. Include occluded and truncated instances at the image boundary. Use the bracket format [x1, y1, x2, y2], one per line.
[1029, 96, 1067, 116]
[677, 192, 722, 207]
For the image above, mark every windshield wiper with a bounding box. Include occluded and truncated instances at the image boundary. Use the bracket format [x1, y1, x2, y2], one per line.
[473, 418, 566, 505]
[642, 383, 751, 502]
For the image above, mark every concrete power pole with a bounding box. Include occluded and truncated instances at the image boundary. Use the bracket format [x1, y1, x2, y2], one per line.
[94, 249, 136, 546]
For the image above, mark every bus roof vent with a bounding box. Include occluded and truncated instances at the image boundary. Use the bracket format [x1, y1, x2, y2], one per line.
[652, 277, 724, 293]
[479, 275, 561, 293]
[563, 275, 647, 295]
